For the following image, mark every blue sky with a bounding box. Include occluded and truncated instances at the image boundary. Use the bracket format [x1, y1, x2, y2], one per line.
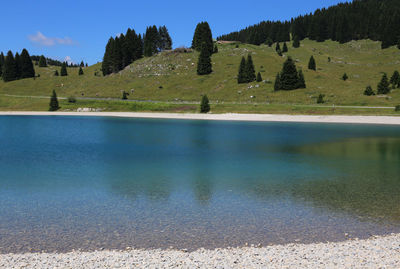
[1, 0, 345, 65]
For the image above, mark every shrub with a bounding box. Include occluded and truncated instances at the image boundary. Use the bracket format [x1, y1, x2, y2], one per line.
[317, 94, 325, 104]
[395, 105, 400, 111]
[68, 96, 77, 103]
[122, 91, 129, 100]
[342, 73, 348, 81]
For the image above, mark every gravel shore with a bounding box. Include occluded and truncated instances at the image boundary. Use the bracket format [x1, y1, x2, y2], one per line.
[1, 234, 399, 268]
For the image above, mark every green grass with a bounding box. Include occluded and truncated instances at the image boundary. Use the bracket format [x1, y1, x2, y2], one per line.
[1, 39, 400, 114]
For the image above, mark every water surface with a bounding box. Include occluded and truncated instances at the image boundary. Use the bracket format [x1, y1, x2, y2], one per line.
[0, 116, 399, 253]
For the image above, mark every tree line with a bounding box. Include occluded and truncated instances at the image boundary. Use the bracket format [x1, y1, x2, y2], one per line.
[102, 25, 172, 76]
[217, 0, 400, 49]
[0, 49, 35, 82]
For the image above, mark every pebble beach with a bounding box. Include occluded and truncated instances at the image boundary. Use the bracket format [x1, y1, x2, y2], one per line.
[1, 234, 399, 268]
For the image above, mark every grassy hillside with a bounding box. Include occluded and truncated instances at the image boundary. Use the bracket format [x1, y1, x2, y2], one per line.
[1, 39, 400, 114]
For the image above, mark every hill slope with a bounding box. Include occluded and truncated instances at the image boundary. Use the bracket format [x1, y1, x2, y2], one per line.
[0, 39, 400, 114]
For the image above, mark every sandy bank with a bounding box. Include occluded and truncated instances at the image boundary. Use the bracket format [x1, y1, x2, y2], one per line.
[0, 111, 399, 125]
[1, 234, 399, 268]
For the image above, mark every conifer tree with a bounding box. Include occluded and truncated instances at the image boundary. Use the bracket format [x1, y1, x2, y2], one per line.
[80, 61, 84, 67]
[78, 67, 84, 75]
[265, 38, 273, 47]
[158, 26, 172, 51]
[377, 73, 390, 94]
[60, 62, 68, 76]
[197, 43, 212, 75]
[342, 73, 348, 81]
[20, 49, 35, 79]
[144, 26, 159, 56]
[200, 95, 210, 113]
[317, 94, 325, 104]
[390, 70, 400, 88]
[237, 56, 246, 84]
[282, 42, 288, 53]
[0, 52, 4, 78]
[54, 70, 59, 76]
[297, 70, 306, 88]
[308, 56, 316, 70]
[49, 90, 60, 111]
[293, 36, 300, 48]
[192, 22, 214, 55]
[14, 52, 22, 79]
[2, 51, 17, 82]
[102, 37, 113, 75]
[280, 57, 299, 90]
[364, 85, 375, 96]
[274, 73, 281, 91]
[38, 55, 47, 67]
[256, 72, 262, 82]
[244, 54, 256, 82]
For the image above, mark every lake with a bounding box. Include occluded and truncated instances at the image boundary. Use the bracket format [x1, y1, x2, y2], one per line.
[0, 116, 399, 253]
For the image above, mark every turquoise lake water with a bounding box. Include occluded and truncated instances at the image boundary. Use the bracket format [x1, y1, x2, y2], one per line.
[0, 116, 400, 253]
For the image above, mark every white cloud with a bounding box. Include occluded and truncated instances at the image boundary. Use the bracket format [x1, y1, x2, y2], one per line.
[64, 56, 73, 64]
[28, 32, 77, 47]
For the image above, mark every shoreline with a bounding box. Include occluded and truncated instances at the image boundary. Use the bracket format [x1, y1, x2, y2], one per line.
[1, 233, 399, 268]
[0, 111, 400, 125]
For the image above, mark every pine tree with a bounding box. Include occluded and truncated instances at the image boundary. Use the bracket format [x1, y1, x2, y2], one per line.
[60, 62, 68, 76]
[274, 73, 281, 91]
[390, 70, 400, 88]
[364, 85, 375, 96]
[2, 51, 17, 82]
[293, 36, 300, 48]
[158, 26, 172, 51]
[78, 67, 84, 75]
[49, 90, 60, 111]
[20, 49, 35, 79]
[297, 70, 306, 88]
[192, 22, 214, 54]
[0, 52, 4, 78]
[377, 73, 390, 94]
[237, 56, 246, 84]
[197, 43, 212, 75]
[122, 91, 129, 100]
[102, 37, 113, 76]
[80, 61, 84, 67]
[14, 52, 22, 79]
[54, 70, 59, 76]
[317, 94, 325, 104]
[280, 57, 299, 90]
[200, 95, 210, 113]
[244, 54, 256, 82]
[265, 38, 273, 47]
[342, 73, 348, 81]
[144, 26, 159, 56]
[38, 55, 47, 67]
[282, 42, 288, 53]
[308, 56, 316, 70]
[256, 72, 262, 82]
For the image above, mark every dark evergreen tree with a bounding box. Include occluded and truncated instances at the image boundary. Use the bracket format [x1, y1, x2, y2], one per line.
[282, 42, 288, 53]
[192, 22, 214, 54]
[244, 54, 256, 82]
[390, 70, 400, 88]
[342, 73, 348, 81]
[78, 67, 84, 75]
[102, 37, 113, 75]
[256, 72, 262, 82]
[364, 85, 375, 96]
[38, 55, 47, 67]
[2, 51, 17, 82]
[297, 70, 306, 88]
[122, 91, 129, 100]
[377, 73, 390, 94]
[293, 36, 300, 48]
[144, 25, 159, 56]
[158, 26, 172, 51]
[237, 56, 246, 84]
[49, 90, 60, 111]
[308, 56, 316, 70]
[14, 53, 21, 79]
[0, 52, 4, 78]
[200, 95, 210, 113]
[60, 62, 68, 76]
[54, 70, 59, 76]
[280, 57, 299, 90]
[274, 73, 281, 91]
[317, 94, 325, 103]
[20, 49, 35, 79]
[197, 43, 212, 75]
[265, 38, 273, 47]
[80, 61, 84, 67]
